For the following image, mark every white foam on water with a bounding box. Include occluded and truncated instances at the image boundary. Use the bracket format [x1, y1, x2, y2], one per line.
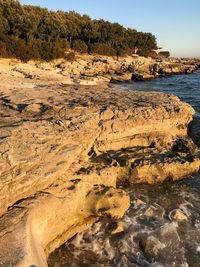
[149, 262, 167, 267]
[178, 204, 191, 217]
[196, 245, 200, 252]
[48, 172, 200, 266]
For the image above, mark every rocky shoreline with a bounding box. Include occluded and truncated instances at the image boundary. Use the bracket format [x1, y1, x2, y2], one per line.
[0, 55, 199, 86]
[0, 56, 200, 266]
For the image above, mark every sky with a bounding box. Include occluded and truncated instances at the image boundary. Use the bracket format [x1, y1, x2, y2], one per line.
[18, 0, 200, 58]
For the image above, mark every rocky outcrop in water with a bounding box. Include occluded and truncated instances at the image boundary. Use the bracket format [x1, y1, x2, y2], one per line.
[131, 57, 200, 81]
[0, 59, 199, 266]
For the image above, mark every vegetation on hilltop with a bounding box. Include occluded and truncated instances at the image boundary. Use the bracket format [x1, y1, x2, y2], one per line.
[0, 0, 157, 61]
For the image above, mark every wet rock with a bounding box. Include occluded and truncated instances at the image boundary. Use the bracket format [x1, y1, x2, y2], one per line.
[114, 147, 200, 185]
[140, 236, 165, 256]
[189, 117, 200, 147]
[132, 72, 155, 81]
[110, 72, 133, 83]
[144, 207, 154, 217]
[86, 185, 130, 219]
[169, 209, 188, 221]
[0, 182, 129, 267]
[135, 199, 146, 205]
[172, 138, 190, 152]
[107, 222, 124, 234]
[196, 245, 200, 252]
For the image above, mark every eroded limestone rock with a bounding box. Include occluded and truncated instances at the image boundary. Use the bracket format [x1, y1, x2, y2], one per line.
[0, 58, 199, 266]
[0, 183, 129, 267]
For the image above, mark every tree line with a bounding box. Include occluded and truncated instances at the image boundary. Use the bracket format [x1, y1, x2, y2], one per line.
[0, 0, 158, 61]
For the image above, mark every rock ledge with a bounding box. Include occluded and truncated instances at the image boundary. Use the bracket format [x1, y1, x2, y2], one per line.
[0, 59, 199, 266]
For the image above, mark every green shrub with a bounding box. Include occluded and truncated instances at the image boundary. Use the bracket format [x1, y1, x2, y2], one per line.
[88, 43, 116, 56]
[72, 39, 88, 53]
[148, 50, 158, 58]
[0, 40, 7, 58]
[158, 51, 170, 58]
[38, 41, 53, 61]
[64, 51, 75, 61]
[52, 40, 67, 59]
[137, 48, 152, 57]
[116, 46, 132, 57]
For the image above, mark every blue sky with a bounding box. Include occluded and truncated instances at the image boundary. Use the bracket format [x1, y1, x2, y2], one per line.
[19, 0, 200, 57]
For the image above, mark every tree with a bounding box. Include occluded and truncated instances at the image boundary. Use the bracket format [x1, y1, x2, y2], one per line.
[72, 39, 88, 53]
[0, 0, 158, 61]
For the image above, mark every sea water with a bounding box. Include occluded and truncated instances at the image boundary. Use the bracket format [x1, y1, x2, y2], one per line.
[48, 71, 200, 267]
[117, 70, 200, 117]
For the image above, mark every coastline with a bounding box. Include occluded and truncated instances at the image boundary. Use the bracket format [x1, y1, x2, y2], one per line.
[0, 55, 199, 88]
[0, 56, 200, 266]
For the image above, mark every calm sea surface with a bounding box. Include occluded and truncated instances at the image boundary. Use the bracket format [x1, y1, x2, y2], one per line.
[118, 70, 200, 117]
[48, 71, 200, 267]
